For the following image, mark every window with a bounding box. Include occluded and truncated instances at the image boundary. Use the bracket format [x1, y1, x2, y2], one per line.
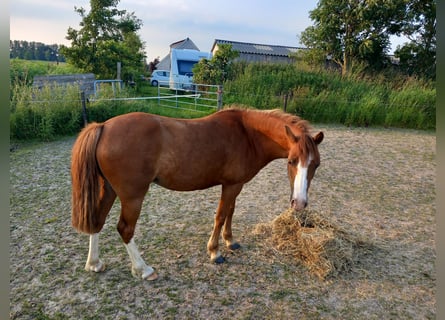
[177, 60, 198, 76]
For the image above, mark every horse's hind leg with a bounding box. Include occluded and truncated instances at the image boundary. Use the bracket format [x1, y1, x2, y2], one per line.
[118, 196, 158, 280]
[85, 233, 105, 272]
[85, 179, 116, 272]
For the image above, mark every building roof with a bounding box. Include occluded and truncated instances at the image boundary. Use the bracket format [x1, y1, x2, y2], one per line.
[170, 37, 199, 51]
[170, 37, 200, 50]
[156, 38, 200, 70]
[211, 39, 305, 57]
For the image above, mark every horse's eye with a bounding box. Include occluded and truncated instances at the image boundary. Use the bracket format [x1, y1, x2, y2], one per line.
[288, 159, 297, 166]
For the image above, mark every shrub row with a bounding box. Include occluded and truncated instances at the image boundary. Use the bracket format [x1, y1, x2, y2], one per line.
[9, 83, 212, 141]
[10, 61, 435, 141]
[223, 63, 435, 130]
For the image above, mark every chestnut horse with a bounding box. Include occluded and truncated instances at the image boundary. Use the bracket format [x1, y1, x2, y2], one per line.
[71, 106, 324, 280]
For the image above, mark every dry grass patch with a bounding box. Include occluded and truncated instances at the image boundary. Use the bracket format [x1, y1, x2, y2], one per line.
[254, 208, 377, 280]
[10, 125, 436, 319]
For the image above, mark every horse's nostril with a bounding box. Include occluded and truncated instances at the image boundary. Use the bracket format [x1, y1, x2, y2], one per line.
[290, 199, 307, 211]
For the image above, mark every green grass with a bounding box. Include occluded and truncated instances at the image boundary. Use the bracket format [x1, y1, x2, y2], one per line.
[9, 59, 435, 142]
[10, 58, 83, 86]
[10, 81, 216, 142]
[223, 62, 435, 130]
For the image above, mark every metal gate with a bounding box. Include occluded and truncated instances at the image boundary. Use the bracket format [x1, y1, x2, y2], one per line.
[157, 83, 223, 113]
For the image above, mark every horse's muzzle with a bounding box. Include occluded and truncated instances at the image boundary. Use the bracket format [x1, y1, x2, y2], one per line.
[290, 199, 307, 211]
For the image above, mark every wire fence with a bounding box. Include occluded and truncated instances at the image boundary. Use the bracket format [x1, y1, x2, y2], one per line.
[14, 80, 435, 134]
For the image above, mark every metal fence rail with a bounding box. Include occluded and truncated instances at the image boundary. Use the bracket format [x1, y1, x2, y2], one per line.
[157, 83, 223, 113]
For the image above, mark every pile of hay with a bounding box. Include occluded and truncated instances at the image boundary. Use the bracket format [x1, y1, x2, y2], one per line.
[254, 208, 366, 280]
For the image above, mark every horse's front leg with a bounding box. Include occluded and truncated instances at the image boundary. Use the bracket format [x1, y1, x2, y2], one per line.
[207, 183, 243, 263]
[223, 212, 241, 251]
[85, 233, 106, 272]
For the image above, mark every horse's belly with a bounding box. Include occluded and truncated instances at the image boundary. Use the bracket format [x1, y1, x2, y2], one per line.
[153, 173, 220, 191]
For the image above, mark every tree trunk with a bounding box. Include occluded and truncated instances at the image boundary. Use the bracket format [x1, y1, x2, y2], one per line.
[342, 51, 351, 76]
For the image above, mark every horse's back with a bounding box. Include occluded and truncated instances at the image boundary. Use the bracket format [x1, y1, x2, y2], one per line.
[98, 112, 164, 157]
[94, 111, 258, 192]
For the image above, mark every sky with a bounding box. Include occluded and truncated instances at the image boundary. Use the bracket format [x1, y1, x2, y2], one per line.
[10, 0, 407, 63]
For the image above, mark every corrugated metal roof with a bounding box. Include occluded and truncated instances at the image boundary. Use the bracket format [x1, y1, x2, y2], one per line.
[212, 39, 305, 57]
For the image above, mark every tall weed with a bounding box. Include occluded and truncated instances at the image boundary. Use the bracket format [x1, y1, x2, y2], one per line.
[223, 62, 435, 130]
[386, 87, 435, 129]
[10, 84, 83, 141]
[10, 60, 435, 142]
[10, 59, 82, 86]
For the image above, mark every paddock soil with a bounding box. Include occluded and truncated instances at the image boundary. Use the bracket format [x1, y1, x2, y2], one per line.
[10, 125, 436, 319]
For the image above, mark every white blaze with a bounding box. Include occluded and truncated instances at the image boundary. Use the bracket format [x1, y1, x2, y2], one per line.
[293, 163, 308, 203]
[292, 155, 312, 203]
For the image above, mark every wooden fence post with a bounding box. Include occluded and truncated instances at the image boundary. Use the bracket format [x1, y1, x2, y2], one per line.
[117, 62, 121, 80]
[80, 91, 88, 127]
[217, 85, 223, 110]
[283, 90, 293, 112]
[283, 92, 288, 112]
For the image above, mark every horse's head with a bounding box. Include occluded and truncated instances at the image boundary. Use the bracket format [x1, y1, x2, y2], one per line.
[285, 126, 324, 211]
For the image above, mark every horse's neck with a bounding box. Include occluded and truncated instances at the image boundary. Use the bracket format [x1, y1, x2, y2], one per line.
[243, 114, 290, 160]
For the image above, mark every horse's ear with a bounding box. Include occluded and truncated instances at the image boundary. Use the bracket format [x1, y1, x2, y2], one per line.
[285, 125, 299, 143]
[313, 131, 324, 145]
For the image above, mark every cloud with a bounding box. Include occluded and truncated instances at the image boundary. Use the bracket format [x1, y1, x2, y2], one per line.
[10, 0, 317, 61]
[11, 0, 88, 20]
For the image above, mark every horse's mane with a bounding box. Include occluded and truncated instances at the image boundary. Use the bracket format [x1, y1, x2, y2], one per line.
[263, 109, 311, 133]
[222, 104, 312, 133]
[221, 105, 316, 165]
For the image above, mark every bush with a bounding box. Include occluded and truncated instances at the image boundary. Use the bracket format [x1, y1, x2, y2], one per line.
[10, 58, 82, 87]
[386, 87, 436, 130]
[10, 81, 215, 141]
[10, 60, 435, 142]
[223, 62, 435, 130]
[10, 84, 83, 141]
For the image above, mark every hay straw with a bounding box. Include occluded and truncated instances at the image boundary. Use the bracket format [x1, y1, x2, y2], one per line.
[254, 208, 366, 280]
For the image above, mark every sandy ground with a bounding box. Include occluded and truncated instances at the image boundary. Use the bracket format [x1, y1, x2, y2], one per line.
[10, 124, 435, 319]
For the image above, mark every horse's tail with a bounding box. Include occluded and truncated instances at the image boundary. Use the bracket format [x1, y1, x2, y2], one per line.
[71, 122, 105, 234]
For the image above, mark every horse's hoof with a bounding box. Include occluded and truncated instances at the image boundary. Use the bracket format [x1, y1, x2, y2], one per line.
[144, 271, 158, 281]
[229, 243, 241, 250]
[85, 260, 106, 273]
[213, 256, 226, 264]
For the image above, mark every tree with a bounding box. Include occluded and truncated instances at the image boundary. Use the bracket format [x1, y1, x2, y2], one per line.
[60, 0, 146, 81]
[394, 0, 436, 80]
[192, 44, 239, 85]
[300, 0, 406, 75]
[147, 57, 160, 73]
[10, 40, 65, 62]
